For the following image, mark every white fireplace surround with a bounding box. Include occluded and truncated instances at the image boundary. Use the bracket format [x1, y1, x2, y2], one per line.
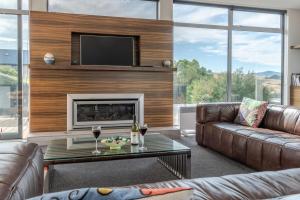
[67, 93, 144, 131]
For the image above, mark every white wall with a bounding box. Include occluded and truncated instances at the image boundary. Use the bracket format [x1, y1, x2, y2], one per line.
[159, 0, 173, 20]
[285, 9, 300, 105]
[30, 0, 47, 11]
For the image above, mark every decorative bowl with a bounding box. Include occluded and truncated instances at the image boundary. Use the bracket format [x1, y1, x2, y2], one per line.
[101, 136, 130, 150]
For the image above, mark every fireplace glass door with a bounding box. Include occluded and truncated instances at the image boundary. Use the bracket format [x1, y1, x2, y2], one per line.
[73, 100, 138, 129]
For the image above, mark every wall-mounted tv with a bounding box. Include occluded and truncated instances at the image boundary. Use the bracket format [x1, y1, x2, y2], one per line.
[80, 35, 135, 66]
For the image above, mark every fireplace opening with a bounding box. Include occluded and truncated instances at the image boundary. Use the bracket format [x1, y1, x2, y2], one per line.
[74, 99, 138, 128]
[67, 94, 144, 131]
[76, 101, 135, 122]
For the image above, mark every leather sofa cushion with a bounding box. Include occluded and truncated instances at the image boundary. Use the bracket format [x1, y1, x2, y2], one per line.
[0, 142, 43, 200]
[197, 103, 240, 123]
[203, 122, 300, 170]
[137, 168, 300, 200]
[282, 143, 300, 169]
[262, 105, 300, 135]
[261, 105, 286, 130]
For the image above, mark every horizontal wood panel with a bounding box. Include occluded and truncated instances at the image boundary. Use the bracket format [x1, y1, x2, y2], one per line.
[291, 86, 300, 107]
[27, 65, 176, 72]
[30, 11, 173, 68]
[30, 69, 173, 132]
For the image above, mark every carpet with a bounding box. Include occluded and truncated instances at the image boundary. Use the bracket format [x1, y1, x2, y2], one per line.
[50, 135, 254, 192]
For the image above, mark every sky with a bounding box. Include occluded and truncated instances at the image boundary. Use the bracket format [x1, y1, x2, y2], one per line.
[173, 4, 282, 73]
[0, 0, 282, 73]
[0, 1, 28, 10]
[0, 1, 28, 50]
[49, 0, 157, 19]
[0, 0, 154, 51]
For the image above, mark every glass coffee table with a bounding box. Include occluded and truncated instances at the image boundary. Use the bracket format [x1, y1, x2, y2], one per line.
[44, 134, 191, 192]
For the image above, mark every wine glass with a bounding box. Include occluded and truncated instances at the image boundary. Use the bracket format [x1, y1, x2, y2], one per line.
[139, 124, 148, 151]
[92, 125, 101, 155]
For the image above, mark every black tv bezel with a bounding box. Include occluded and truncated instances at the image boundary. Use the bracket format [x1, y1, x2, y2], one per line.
[79, 34, 136, 66]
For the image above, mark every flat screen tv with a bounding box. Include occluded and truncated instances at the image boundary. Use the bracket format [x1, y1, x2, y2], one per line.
[80, 35, 135, 66]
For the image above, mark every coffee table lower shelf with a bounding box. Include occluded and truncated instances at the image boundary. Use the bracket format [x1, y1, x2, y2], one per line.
[44, 152, 191, 193]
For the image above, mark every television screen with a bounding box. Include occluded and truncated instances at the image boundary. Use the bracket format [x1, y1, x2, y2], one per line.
[80, 35, 135, 66]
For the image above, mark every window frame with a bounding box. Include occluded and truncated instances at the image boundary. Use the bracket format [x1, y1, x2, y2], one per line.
[173, 0, 285, 104]
[47, 0, 159, 20]
[0, 0, 28, 139]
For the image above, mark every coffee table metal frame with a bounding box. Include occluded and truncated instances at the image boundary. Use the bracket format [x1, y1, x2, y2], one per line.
[43, 135, 191, 192]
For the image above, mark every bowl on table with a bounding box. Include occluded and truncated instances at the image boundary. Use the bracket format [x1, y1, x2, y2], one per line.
[101, 136, 130, 150]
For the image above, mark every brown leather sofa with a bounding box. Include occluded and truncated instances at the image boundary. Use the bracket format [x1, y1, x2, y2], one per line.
[196, 103, 300, 170]
[139, 168, 300, 200]
[0, 142, 44, 200]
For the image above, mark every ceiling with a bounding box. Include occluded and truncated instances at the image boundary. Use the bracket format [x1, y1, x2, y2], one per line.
[187, 0, 300, 10]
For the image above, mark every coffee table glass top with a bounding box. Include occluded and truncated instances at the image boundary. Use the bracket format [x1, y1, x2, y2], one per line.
[44, 134, 190, 163]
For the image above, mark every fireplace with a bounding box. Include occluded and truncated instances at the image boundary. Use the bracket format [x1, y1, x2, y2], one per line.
[67, 94, 144, 131]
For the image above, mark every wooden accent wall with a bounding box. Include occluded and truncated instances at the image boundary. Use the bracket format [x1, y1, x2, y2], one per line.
[291, 86, 300, 107]
[29, 11, 173, 133]
[30, 11, 173, 68]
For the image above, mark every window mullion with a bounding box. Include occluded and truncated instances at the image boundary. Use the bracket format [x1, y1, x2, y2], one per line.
[227, 8, 233, 102]
[280, 14, 285, 104]
[232, 25, 282, 33]
[17, 0, 23, 138]
[174, 22, 229, 30]
[0, 8, 27, 15]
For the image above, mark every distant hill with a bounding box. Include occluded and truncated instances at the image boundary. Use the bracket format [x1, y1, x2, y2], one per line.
[267, 74, 281, 80]
[0, 49, 28, 65]
[256, 71, 281, 79]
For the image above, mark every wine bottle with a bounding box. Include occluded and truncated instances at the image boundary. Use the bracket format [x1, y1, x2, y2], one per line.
[131, 115, 139, 145]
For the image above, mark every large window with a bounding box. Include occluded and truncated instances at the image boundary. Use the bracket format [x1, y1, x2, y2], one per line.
[0, 0, 28, 139]
[48, 0, 158, 19]
[231, 31, 282, 103]
[174, 27, 228, 103]
[174, 2, 284, 125]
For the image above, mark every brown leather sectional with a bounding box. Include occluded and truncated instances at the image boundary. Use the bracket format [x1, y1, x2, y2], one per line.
[139, 168, 300, 200]
[1, 140, 299, 200]
[0, 142, 44, 200]
[196, 103, 300, 170]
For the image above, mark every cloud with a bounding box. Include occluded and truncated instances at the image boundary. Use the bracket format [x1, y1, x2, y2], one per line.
[174, 27, 227, 43]
[174, 4, 227, 25]
[174, 27, 227, 55]
[173, 4, 281, 68]
[174, 26, 281, 68]
[0, 2, 17, 9]
[49, 0, 157, 19]
[200, 45, 226, 55]
[234, 11, 280, 28]
[232, 31, 281, 67]
[0, 15, 18, 49]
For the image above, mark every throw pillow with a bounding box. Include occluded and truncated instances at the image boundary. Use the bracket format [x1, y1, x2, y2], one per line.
[234, 97, 268, 128]
[27, 187, 193, 200]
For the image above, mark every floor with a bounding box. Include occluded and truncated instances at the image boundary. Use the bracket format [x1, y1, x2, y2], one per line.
[50, 135, 254, 192]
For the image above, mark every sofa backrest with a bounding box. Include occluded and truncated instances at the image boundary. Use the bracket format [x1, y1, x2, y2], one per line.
[261, 105, 300, 135]
[0, 142, 44, 200]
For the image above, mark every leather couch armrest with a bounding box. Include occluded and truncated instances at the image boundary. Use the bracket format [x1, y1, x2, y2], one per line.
[196, 102, 241, 124]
